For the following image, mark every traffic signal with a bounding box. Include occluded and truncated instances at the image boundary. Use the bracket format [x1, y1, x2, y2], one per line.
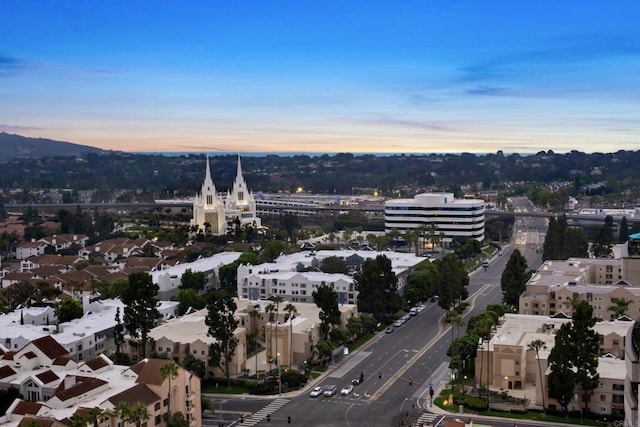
[429, 387, 434, 397]
[240, 415, 244, 422]
[378, 372, 382, 379]
[409, 378, 413, 386]
[266, 414, 271, 422]
[360, 371, 364, 382]
[287, 416, 291, 423]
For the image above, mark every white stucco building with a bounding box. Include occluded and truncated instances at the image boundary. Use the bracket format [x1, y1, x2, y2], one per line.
[384, 192, 485, 246]
[191, 156, 261, 235]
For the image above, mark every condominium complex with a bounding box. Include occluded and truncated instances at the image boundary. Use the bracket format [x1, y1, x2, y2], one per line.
[237, 249, 425, 304]
[384, 192, 485, 246]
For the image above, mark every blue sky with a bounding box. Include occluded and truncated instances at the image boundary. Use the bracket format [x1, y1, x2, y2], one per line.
[1, 1, 639, 154]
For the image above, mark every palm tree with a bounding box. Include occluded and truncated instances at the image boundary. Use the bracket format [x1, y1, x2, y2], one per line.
[86, 407, 104, 427]
[271, 295, 285, 372]
[128, 402, 150, 427]
[265, 302, 276, 374]
[607, 297, 632, 319]
[160, 361, 179, 416]
[67, 413, 88, 427]
[528, 339, 548, 415]
[113, 401, 131, 426]
[248, 308, 260, 376]
[284, 303, 297, 368]
[449, 310, 465, 340]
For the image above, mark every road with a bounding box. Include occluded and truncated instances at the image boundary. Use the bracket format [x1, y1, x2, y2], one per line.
[205, 197, 547, 426]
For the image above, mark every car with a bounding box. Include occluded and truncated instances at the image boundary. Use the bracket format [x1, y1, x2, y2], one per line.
[385, 326, 394, 334]
[409, 307, 419, 316]
[352, 377, 361, 385]
[393, 320, 403, 327]
[401, 314, 410, 322]
[323, 385, 337, 397]
[341, 384, 354, 395]
[430, 295, 439, 302]
[416, 305, 426, 312]
[310, 386, 323, 397]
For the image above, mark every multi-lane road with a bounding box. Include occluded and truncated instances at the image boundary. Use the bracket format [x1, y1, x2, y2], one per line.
[206, 197, 546, 426]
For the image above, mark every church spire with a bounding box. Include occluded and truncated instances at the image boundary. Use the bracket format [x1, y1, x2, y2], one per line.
[236, 155, 243, 180]
[206, 155, 213, 182]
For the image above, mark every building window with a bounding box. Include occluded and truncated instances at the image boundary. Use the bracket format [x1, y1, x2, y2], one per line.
[164, 398, 169, 407]
[155, 402, 161, 410]
[155, 415, 161, 425]
[600, 394, 606, 402]
[612, 383, 624, 391]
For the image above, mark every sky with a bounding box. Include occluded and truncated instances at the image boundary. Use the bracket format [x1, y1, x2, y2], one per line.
[1, 1, 639, 155]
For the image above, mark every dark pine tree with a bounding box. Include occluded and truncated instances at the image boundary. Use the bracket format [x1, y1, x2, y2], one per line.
[500, 249, 528, 307]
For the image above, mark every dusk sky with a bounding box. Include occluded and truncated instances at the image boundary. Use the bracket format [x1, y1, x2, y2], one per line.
[2, 1, 639, 154]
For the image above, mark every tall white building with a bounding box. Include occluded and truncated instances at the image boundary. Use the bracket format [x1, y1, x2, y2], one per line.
[191, 156, 261, 235]
[384, 192, 485, 246]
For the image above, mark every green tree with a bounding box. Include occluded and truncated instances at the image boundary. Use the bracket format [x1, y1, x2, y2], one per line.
[279, 213, 300, 243]
[563, 227, 589, 258]
[160, 361, 179, 416]
[354, 255, 401, 322]
[177, 288, 205, 316]
[548, 323, 577, 416]
[619, 216, 630, 243]
[434, 254, 468, 312]
[312, 339, 333, 366]
[319, 256, 349, 274]
[608, 297, 632, 319]
[284, 303, 297, 367]
[542, 216, 560, 261]
[591, 215, 615, 258]
[114, 307, 125, 354]
[165, 411, 189, 427]
[112, 401, 131, 425]
[86, 407, 105, 427]
[181, 353, 205, 378]
[262, 239, 286, 262]
[128, 402, 150, 427]
[312, 285, 341, 340]
[527, 339, 547, 416]
[0, 386, 21, 416]
[572, 301, 600, 412]
[107, 277, 129, 298]
[500, 249, 528, 307]
[67, 413, 88, 427]
[55, 297, 83, 323]
[205, 292, 238, 387]
[121, 272, 161, 359]
[180, 269, 206, 291]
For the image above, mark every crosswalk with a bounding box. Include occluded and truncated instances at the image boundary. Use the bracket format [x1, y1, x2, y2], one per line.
[236, 398, 290, 427]
[412, 412, 441, 426]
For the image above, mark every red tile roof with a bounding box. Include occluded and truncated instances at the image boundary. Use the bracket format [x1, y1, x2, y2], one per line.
[31, 336, 69, 360]
[13, 400, 45, 415]
[107, 383, 160, 407]
[36, 369, 60, 384]
[0, 365, 17, 379]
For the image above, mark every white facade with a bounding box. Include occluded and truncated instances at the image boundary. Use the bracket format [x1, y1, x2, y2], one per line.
[237, 249, 425, 304]
[384, 192, 485, 245]
[191, 156, 261, 235]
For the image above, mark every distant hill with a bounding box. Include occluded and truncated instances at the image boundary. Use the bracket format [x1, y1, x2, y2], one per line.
[0, 132, 107, 161]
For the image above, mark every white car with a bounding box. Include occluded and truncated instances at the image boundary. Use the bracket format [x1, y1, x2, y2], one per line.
[341, 384, 354, 395]
[310, 386, 323, 397]
[323, 385, 337, 397]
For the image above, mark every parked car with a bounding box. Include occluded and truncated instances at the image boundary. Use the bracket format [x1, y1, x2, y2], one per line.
[323, 385, 337, 397]
[385, 326, 394, 334]
[310, 386, 323, 397]
[393, 320, 403, 327]
[341, 384, 354, 395]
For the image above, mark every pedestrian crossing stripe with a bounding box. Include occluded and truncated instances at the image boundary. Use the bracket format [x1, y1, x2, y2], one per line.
[237, 399, 290, 427]
[412, 412, 440, 427]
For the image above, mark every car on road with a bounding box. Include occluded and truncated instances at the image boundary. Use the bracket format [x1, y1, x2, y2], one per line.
[393, 320, 403, 327]
[401, 314, 411, 322]
[310, 386, 323, 397]
[385, 326, 394, 333]
[430, 295, 439, 302]
[323, 385, 337, 397]
[351, 377, 361, 385]
[409, 307, 419, 316]
[341, 384, 354, 395]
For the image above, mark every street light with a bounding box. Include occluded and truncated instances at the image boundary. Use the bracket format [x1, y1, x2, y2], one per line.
[277, 352, 282, 396]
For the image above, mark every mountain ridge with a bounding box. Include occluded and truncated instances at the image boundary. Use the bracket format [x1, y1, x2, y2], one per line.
[0, 132, 107, 160]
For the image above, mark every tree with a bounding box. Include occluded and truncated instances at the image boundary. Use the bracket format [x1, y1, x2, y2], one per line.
[67, 413, 88, 427]
[114, 307, 125, 354]
[563, 228, 589, 258]
[55, 297, 83, 324]
[608, 297, 632, 319]
[269, 295, 285, 372]
[619, 216, 630, 243]
[177, 288, 205, 316]
[312, 285, 341, 340]
[262, 239, 286, 262]
[548, 323, 576, 416]
[572, 301, 600, 412]
[500, 249, 528, 307]
[354, 255, 401, 322]
[86, 407, 105, 427]
[434, 254, 468, 312]
[128, 402, 150, 427]
[181, 353, 205, 378]
[160, 361, 179, 416]
[542, 216, 560, 261]
[284, 303, 297, 367]
[205, 292, 238, 387]
[320, 256, 349, 274]
[112, 401, 131, 425]
[248, 308, 260, 376]
[528, 339, 547, 416]
[312, 339, 333, 366]
[592, 215, 615, 258]
[265, 302, 276, 373]
[121, 272, 161, 359]
[165, 411, 190, 427]
[180, 269, 206, 291]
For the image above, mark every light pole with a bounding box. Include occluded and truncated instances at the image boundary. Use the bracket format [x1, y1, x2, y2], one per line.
[277, 352, 282, 396]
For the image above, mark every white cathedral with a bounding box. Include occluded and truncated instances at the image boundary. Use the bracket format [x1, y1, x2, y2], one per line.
[191, 156, 261, 235]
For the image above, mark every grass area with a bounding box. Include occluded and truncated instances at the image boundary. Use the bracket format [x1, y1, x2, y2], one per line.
[348, 332, 375, 353]
[201, 381, 253, 394]
[434, 389, 608, 426]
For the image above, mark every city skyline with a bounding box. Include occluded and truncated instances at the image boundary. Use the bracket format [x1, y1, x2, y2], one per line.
[2, 1, 639, 155]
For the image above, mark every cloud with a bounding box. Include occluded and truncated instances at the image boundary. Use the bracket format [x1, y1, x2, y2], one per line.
[0, 54, 27, 77]
[458, 34, 640, 83]
[0, 124, 42, 132]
